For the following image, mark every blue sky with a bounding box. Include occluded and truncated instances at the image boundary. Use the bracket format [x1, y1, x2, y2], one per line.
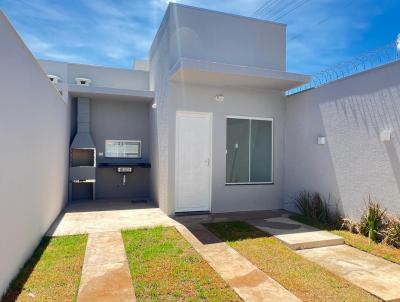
[0, 0, 399, 74]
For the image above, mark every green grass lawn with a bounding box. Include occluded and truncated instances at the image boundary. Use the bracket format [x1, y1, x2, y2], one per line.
[1, 235, 87, 302]
[332, 230, 400, 264]
[205, 221, 380, 302]
[122, 227, 241, 302]
[290, 214, 400, 265]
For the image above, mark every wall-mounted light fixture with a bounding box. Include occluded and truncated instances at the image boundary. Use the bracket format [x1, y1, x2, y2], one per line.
[151, 103, 157, 109]
[48, 74, 60, 84]
[317, 136, 326, 145]
[380, 129, 392, 142]
[215, 94, 224, 102]
[75, 77, 91, 86]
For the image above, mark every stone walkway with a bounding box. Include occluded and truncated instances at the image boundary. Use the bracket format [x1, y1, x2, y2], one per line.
[176, 223, 301, 302]
[77, 232, 136, 302]
[248, 217, 344, 250]
[249, 216, 400, 302]
[299, 245, 400, 302]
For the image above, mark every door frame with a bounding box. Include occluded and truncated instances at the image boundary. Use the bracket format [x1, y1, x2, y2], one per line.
[175, 110, 213, 212]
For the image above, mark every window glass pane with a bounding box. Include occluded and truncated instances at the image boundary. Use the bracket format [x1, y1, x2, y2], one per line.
[226, 118, 249, 183]
[250, 120, 272, 182]
[105, 140, 141, 158]
[124, 142, 139, 157]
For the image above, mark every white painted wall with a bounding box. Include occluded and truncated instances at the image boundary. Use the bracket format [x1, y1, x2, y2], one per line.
[168, 83, 285, 214]
[151, 4, 286, 72]
[285, 61, 400, 218]
[39, 60, 149, 91]
[0, 12, 69, 295]
[149, 3, 288, 215]
[149, 19, 172, 213]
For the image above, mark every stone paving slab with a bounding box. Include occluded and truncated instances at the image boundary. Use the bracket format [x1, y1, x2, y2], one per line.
[176, 223, 301, 302]
[47, 201, 179, 236]
[77, 231, 135, 302]
[298, 244, 400, 302]
[248, 217, 344, 250]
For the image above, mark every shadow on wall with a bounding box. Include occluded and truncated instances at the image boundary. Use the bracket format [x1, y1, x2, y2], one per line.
[385, 142, 400, 195]
[319, 83, 400, 218]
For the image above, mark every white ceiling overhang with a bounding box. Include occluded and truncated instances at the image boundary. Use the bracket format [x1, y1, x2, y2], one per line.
[169, 58, 310, 90]
[67, 84, 154, 102]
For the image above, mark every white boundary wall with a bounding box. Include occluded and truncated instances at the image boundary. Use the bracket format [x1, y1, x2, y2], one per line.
[285, 61, 400, 218]
[0, 12, 69, 295]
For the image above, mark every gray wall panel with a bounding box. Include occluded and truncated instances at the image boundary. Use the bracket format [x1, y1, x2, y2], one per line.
[90, 98, 151, 199]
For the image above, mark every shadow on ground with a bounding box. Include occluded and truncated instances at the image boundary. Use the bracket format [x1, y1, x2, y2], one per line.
[1, 238, 50, 302]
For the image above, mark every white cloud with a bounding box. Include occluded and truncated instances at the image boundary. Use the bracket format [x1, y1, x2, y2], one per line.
[0, 0, 391, 71]
[23, 34, 53, 53]
[20, 33, 87, 63]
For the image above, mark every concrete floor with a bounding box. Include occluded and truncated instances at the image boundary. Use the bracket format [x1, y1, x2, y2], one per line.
[47, 199, 286, 236]
[46, 199, 179, 236]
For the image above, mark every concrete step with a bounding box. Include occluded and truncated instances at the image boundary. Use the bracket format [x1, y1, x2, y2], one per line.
[247, 217, 344, 250]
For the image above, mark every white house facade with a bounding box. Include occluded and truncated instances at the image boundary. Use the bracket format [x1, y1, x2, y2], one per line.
[1, 3, 400, 295]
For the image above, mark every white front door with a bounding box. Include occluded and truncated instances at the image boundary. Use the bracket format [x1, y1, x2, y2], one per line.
[175, 111, 212, 212]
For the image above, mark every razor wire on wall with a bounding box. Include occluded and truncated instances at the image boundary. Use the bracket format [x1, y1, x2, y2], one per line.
[286, 42, 400, 95]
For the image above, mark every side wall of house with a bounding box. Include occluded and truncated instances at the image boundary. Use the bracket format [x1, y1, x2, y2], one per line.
[149, 8, 172, 212]
[285, 61, 400, 218]
[0, 12, 69, 295]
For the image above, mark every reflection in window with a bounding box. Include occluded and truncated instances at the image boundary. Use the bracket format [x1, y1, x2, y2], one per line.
[226, 117, 273, 184]
[105, 140, 141, 158]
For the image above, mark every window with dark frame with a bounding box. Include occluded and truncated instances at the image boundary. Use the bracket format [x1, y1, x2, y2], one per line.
[105, 140, 141, 158]
[226, 117, 273, 184]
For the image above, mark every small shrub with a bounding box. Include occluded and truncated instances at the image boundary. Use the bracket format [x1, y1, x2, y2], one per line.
[294, 191, 313, 218]
[384, 216, 400, 247]
[311, 192, 331, 224]
[340, 217, 360, 234]
[359, 197, 386, 242]
[293, 191, 337, 226]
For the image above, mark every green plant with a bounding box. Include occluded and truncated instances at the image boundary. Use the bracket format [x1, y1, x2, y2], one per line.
[293, 191, 336, 226]
[294, 191, 313, 218]
[359, 197, 386, 242]
[311, 192, 331, 224]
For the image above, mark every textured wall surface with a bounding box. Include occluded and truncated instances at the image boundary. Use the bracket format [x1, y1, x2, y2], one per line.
[0, 12, 69, 295]
[285, 61, 400, 218]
